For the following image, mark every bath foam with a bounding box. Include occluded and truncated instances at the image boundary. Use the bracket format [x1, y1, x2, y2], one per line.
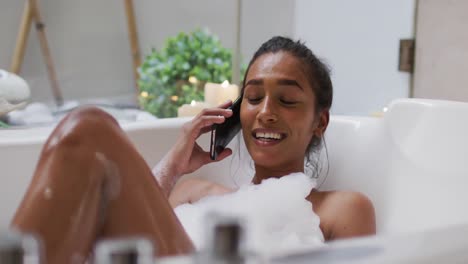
[175, 173, 324, 257]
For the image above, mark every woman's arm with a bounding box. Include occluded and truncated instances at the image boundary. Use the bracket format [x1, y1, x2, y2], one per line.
[153, 101, 234, 197]
[329, 191, 376, 240]
[312, 191, 376, 241]
[168, 178, 233, 207]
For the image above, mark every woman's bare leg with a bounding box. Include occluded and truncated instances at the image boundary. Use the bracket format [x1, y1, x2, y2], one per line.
[11, 107, 194, 263]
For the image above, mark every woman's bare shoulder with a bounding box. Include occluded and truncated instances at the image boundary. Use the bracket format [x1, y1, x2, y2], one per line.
[308, 190, 376, 241]
[169, 177, 233, 208]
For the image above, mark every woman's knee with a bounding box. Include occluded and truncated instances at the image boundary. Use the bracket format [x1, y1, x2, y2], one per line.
[44, 107, 121, 152]
[64, 106, 118, 128]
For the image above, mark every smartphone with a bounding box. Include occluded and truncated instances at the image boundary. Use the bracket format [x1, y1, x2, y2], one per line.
[210, 97, 242, 160]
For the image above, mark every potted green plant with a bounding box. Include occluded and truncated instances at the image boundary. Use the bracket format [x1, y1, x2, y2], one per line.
[138, 28, 242, 118]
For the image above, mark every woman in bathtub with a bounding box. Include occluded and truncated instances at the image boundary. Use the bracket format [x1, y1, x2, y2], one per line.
[11, 36, 375, 263]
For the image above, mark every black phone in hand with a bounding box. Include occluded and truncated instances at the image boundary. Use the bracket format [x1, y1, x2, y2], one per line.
[210, 97, 242, 160]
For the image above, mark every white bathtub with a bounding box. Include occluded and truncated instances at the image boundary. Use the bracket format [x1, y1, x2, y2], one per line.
[2, 98, 468, 260]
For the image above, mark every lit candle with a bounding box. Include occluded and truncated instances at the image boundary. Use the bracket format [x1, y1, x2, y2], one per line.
[204, 80, 239, 107]
[177, 100, 210, 117]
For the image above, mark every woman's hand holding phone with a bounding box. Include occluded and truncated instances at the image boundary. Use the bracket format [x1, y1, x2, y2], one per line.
[155, 101, 235, 186]
[210, 96, 242, 160]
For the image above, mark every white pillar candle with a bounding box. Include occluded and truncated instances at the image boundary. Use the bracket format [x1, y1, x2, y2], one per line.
[177, 100, 210, 117]
[204, 80, 239, 107]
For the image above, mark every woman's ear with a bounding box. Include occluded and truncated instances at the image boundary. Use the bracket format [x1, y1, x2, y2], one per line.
[314, 109, 330, 138]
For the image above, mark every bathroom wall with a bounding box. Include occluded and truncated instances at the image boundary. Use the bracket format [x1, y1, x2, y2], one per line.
[0, 0, 294, 104]
[2, 1, 422, 116]
[413, 0, 468, 101]
[294, 0, 416, 115]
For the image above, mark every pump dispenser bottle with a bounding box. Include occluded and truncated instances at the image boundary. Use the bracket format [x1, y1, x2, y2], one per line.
[195, 213, 266, 264]
[94, 238, 154, 264]
[0, 231, 42, 264]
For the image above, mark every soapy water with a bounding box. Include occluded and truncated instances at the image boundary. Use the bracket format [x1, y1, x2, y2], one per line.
[5, 101, 157, 126]
[175, 173, 325, 257]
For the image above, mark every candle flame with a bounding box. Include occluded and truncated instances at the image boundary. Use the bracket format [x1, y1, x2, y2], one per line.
[188, 76, 198, 84]
[190, 100, 196, 106]
[221, 80, 230, 88]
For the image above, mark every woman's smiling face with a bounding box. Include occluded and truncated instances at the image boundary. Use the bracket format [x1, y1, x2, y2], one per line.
[241, 51, 327, 176]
